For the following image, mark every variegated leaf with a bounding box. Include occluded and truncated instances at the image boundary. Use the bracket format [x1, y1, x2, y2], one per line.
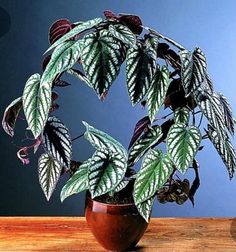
[2, 97, 22, 137]
[67, 68, 92, 88]
[81, 30, 125, 99]
[136, 196, 155, 223]
[108, 24, 136, 47]
[218, 93, 234, 135]
[38, 153, 62, 201]
[167, 124, 201, 173]
[126, 38, 157, 105]
[195, 90, 225, 139]
[134, 149, 173, 204]
[147, 65, 170, 122]
[128, 126, 163, 166]
[83, 121, 127, 159]
[22, 73, 51, 138]
[180, 47, 207, 96]
[114, 180, 129, 193]
[207, 125, 236, 179]
[45, 17, 103, 53]
[60, 159, 90, 202]
[42, 116, 72, 169]
[41, 40, 83, 89]
[89, 148, 127, 198]
[174, 107, 190, 125]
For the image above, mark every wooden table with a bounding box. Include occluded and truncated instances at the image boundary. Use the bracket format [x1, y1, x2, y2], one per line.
[0, 217, 236, 251]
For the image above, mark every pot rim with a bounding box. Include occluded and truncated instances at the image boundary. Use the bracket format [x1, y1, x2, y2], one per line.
[86, 193, 136, 208]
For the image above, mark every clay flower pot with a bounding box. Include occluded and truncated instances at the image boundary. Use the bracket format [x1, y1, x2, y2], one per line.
[85, 195, 148, 251]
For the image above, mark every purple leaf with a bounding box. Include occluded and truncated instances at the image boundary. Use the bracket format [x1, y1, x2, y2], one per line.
[49, 19, 72, 45]
[128, 116, 151, 149]
[2, 97, 22, 137]
[17, 147, 30, 165]
[104, 10, 117, 19]
[118, 13, 143, 35]
[33, 137, 42, 154]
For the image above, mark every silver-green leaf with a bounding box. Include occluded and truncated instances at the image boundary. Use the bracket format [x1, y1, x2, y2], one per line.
[108, 24, 136, 47]
[136, 196, 155, 223]
[38, 153, 62, 201]
[22, 73, 51, 138]
[174, 107, 190, 125]
[45, 17, 103, 53]
[180, 47, 208, 96]
[60, 159, 91, 202]
[126, 38, 157, 105]
[114, 180, 129, 193]
[128, 125, 163, 166]
[134, 149, 173, 204]
[67, 68, 92, 88]
[147, 65, 170, 122]
[81, 30, 125, 99]
[88, 148, 127, 198]
[41, 40, 83, 89]
[207, 125, 236, 179]
[167, 124, 201, 173]
[83, 121, 128, 159]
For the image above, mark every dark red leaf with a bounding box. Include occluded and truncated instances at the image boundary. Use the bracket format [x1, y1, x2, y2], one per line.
[118, 14, 143, 35]
[53, 79, 71, 87]
[128, 116, 151, 149]
[17, 147, 30, 165]
[49, 19, 72, 45]
[189, 159, 200, 206]
[49, 103, 59, 113]
[51, 91, 59, 101]
[104, 10, 118, 20]
[2, 97, 22, 137]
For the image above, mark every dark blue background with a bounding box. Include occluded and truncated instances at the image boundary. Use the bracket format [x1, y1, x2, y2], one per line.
[0, 0, 236, 217]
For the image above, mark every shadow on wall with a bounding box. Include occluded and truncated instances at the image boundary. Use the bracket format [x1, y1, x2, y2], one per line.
[0, 7, 11, 38]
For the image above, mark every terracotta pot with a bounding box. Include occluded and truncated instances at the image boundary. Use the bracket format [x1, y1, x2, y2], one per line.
[85, 195, 148, 251]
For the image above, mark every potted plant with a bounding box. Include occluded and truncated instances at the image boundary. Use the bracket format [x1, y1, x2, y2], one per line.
[2, 10, 235, 251]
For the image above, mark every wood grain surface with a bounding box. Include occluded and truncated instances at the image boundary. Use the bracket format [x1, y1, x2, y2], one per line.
[0, 217, 236, 251]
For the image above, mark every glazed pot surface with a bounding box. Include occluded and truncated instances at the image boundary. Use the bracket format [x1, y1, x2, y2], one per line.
[85, 196, 148, 251]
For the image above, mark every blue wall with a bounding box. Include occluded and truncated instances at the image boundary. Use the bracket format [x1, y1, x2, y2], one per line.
[0, 0, 236, 217]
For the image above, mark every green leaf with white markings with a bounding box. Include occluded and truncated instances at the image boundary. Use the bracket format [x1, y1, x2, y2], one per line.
[88, 148, 127, 198]
[218, 93, 234, 135]
[45, 17, 103, 53]
[81, 30, 126, 99]
[41, 40, 83, 89]
[108, 24, 136, 47]
[134, 149, 173, 204]
[83, 121, 128, 159]
[126, 37, 157, 105]
[174, 107, 190, 125]
[207, 125, 236, 179]
[60, 159, 91, 202]
[167, 124, 201, 173]
[22, 74, 51, 138]
[114, 180, 129, 193]
[38, 153, 62, 201]
[128, 125, 163, 166]
[195, 90, 225, 139]
[147, 65, 170, 122]
[136, 196, 155, 223]
[180, 47, 208, 96]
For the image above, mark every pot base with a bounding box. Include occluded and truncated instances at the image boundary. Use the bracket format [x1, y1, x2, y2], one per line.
[85, 196, 148, 251]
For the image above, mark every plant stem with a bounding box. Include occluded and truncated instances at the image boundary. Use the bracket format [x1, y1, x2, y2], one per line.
[72, 133, 84, 142]
[143, 26, 186, 51]
[197, 113, 204, 128]
[154, 111, 174, 121]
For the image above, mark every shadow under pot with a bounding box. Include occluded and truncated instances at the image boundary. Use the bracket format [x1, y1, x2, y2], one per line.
[85, 194, 149, 251]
